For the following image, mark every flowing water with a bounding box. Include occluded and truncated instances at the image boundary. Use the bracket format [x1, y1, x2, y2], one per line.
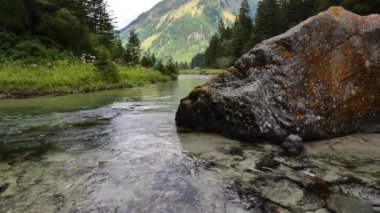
[1, 75, 379, 213]
[0, 75, 248, 212]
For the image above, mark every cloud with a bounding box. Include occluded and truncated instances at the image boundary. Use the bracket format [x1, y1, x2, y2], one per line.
[107, 0, 162, 29]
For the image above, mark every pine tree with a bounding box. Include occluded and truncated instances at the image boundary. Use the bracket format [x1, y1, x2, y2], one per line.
[125, 28, 141, 66]
[165, 57, 178, 79]
[85, 0, 110, 34]
[231, 0, 253, 58]
[94, 47, 119, 83]
[342, 0, 380, 15]
[154, 60, 166, 74]
[191, 53, 204, 68]
[218, 18, 226, 37]
[204, 34, 221, 67]
[151, 53, 156, 66]
[141, 51, 154, 68]
[254, 0, 280, 43]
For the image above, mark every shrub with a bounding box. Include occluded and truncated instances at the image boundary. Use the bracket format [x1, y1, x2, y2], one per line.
[94, 47, 119, 83]
[165, 58, 178, 80]
[216, 56, 234, 68]
[154, 60, 167, 75]
[11, 40, 48, 63]
[0, 28, 19, 58]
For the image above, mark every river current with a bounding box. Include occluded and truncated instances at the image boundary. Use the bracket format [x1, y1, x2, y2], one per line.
[0, 75, 249, 212]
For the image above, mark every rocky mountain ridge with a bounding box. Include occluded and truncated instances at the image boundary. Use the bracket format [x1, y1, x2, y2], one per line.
[119, 0, 259, 62]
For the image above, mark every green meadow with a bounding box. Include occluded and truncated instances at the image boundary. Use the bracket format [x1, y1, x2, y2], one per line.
[0, 61, 171, 98]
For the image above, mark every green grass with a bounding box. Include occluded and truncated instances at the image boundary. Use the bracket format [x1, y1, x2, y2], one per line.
[0, 61, 171, 98]
[179, 69, 224, 75]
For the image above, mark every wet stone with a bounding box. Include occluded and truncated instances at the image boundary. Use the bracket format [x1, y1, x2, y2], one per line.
[0, 183, 9, 194]
[256, 179, 304, 208]
[305, 208, 331, 213]
[326, 194, 375, 213]
[273, 156, 310, 169]
[227, 181, 264, 210]
[219, 146, 245, 157]
[281, 134, 304, 156]
[255, 155, 279, 170]
[263, 202, 291, 213]
[329, 183, 380, 207]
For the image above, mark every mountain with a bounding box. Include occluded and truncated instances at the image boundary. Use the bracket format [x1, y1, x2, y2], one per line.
[119, 0, 259, 63]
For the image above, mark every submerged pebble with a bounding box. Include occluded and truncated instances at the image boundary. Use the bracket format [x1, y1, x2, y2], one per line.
[0, 162, 11, 171]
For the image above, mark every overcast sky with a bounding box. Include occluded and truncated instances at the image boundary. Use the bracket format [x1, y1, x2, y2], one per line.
[107, 0, 162, 29]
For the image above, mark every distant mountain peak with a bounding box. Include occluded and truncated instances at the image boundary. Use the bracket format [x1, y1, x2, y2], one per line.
[119, 0, 259, 62]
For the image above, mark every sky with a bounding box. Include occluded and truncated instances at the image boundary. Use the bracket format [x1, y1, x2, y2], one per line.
[107, 0, 162, 29]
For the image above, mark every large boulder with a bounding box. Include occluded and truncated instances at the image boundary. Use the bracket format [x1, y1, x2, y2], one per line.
[176, 7, 380, 142]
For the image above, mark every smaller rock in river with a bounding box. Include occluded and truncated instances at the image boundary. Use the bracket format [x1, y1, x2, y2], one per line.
[255, 155, 279, 170]
[0, 183, 9, 194]
[281, 134, 304, 156]
[219, 146, 244, 157]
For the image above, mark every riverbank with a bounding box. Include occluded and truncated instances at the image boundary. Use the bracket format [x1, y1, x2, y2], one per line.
[0, 61, 171, 99]
[179, 69, 223, 75]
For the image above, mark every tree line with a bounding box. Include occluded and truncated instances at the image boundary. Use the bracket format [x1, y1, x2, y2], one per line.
[191, 0, 380, 69]
[124, 28, 178, 79]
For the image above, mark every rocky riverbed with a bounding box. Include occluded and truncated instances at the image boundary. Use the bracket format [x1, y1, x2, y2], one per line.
[0, 130, 379, 212]
[186, 133, 380, 212]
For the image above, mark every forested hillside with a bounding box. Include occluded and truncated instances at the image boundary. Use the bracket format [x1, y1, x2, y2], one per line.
[0, 0, 123, 63]
[192, 0, 380, 68]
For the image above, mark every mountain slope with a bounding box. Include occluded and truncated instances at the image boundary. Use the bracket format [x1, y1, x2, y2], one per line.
[119, 0, 259, 63]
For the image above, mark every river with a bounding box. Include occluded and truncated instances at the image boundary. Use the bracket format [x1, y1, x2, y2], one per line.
[0, 75, 379, 212]
[0, 75, 250, 212]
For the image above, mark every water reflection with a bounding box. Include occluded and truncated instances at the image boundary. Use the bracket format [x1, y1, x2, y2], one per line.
[0, 75, 209, 116]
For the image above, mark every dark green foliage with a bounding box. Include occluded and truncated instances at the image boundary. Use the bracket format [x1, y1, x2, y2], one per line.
[178, 62, 190, 70]
[232, 0, 254, 55]
[125, 28, 141, 66]
[192, 0, 254, 68]
[0, 0, 131, 83]
[193, 0, 380, 69]
[11, 40, 48, 62]
[0, 0, 122, 63]
[342, 0, 380, 15]
[254, 0, 280, 43]
[165, 57, 179, 80]
[94, 47, 119, 83]
[154, 60, 166, 75]
[141, 52, 155, 68]
[150, 53, 157, 67]
[154, 57, 178, 80]
[191, 53, 205, 68]
[204, 35, 221, 68]
[0, 28, 20, 59]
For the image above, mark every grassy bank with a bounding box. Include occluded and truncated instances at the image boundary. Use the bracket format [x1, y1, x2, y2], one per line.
[0, 61, 171, 98]
[179, 69, 223, 75]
